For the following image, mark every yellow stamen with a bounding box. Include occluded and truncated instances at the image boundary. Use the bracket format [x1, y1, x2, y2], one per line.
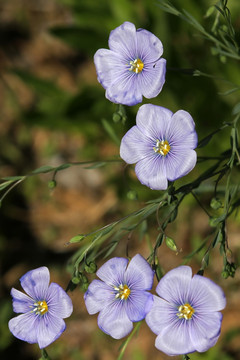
[115, 284, 131, 300]
[32, 300, 48, 315]
[129, 58, 144, 74]
[153, 139, 171, 156]
[177, 303, 195, 320]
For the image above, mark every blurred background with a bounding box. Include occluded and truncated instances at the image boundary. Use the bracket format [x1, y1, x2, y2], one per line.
[0, 0, 240, 359]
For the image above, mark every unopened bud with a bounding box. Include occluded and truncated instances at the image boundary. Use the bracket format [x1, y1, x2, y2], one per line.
[210, 197, 222, 210]
[84, 262, 97, 274]
[165, 236, 178, 252]
[48, 180, 57, 189]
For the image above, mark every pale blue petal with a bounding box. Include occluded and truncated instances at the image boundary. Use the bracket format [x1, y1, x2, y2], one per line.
[165, 149, 197, 181]
[189, 274, 226, 312]
[108, 21, 137, 59]
[84, 279, 114, 315]
[20, 267, 50, 300]
[125, 254, 154, 290]
[126, 290, 153, 322]
[46, 283, 73, 319]
[120, 125, 153, 164]
[145, 295, 177, 335]
[138, 58, 166, 99]
[135, 155, 168, 190]
[156, 266, 192, 305]
[155, 319, 196, 356]
[96, 257, 128, 287]
[37, 313, 66, 349]
[97, 301, 133, 339]
[190, 312, 222, 352]
[136, 28, 163, 62]
[8, 312, 38, 344]
[167, 110, 198, 149]
[11, 288, 33, 313]
[136, 104, 172, 141]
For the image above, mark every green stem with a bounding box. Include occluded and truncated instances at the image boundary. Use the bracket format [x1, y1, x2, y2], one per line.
[117, 322, 142, 360]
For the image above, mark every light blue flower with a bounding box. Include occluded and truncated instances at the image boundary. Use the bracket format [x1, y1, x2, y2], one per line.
[94, 21, 166, 106]
[8, 267, 73, 349]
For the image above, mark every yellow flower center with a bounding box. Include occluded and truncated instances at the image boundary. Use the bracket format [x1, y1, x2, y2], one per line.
[129, 58, 144, 74]
[114, 284, 131, 300]
[153, 139, 171, 156]
[177, 303, 195, 320]
[32, 300, 48, 315]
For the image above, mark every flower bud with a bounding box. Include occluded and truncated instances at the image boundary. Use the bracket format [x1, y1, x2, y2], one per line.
[84, 262, 97, 274]
[165, 236, 178, 252]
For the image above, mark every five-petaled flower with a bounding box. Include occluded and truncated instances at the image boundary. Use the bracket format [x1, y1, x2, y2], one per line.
[8, 267, 73, 349]
[120, 104, 198, 190]
[84, 254, 154, 339]
[145, 266, 226, 356]
[94, 21, 166, 106]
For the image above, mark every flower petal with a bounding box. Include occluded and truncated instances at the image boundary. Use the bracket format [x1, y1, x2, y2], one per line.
[139, 58, 166, 99]
[108, 21, 137, 59]
[84, 279, 114, 315]
[11, 288, 33, 313]
[20, 267, 50, 300]
[135, 155, 168, 190]
[120, 125, 153, 164]
[98, 301, 133, 339]
[155, 319, 196, 356]
[136, 28, 163, 63]
[190, 311, 223, 352]
[156, 266, 192, 305]
[126, 290, 153, 322]
[8, 312, 38, 344]
[189, 274, 226, 312]
[136, 104, 173, 141]
[165, 149, 197, 181]
[125, 254, 154, 290]
[37, 313, 66, 349]
[46, 283, 73, 319]
[167, 110, 198, 149]
[96, 257, 128, 287]
[145, 295, 177, 335]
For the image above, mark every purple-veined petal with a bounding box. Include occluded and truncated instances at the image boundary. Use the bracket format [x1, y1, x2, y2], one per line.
[145, 295, 178, 335]
[135, 155, 168, 190]
[108, 21, 137, 59]
[156, 266, 192, 305]
[136, 104, 173, 141]
[106, 72, 143, 106]
[97, 300, 133, 339]
[8, 312, 39, 344]
[96, 257, 128, 287]
[120, 125, 153, 164]
[84, 279, 114, 315]
[46, 283, 73, 319]
[37, 313, 66, 349]
[167, 110, 198, 149]
[124, 254, 154, 290]
[136, 28, 163, 63]
[20, 267, 50, 300]
[126, 290, 153, 322]
[155, 319, 196, 356]
[139, 58, 166, 99]
[165, 149, 197, 181]
[189, 274, 226, 312]
[94, 49, 126, 90]
[190, 311, 223, 352]
[11, 288, 33, 314]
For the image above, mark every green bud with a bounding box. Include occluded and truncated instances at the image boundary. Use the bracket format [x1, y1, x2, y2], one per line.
[69, 234, 85, 243]
[221, 270, 229, 279]
[112, 113, 121, 122]
[84, 262, 97, 274]
[210, 197, 222, 210]
[71, 277, 80, 284]
[127, 190, 138, 201]
[80, 274, 89, 284]
[48, 180, 57, 189]
[81, 282, 89, 291]
[165, 236, 178, 252]
[209, 217, 219, 227]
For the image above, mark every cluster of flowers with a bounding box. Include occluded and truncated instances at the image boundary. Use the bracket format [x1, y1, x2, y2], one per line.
[94, 21, 198, 190]
[8, 22, 226, 357]
[9, 256, 226, 356]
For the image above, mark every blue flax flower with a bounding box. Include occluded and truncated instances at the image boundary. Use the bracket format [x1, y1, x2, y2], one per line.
[8, 267, 73, 349]
[145, 266, 226, 356]
[94, 21, 166, 106]
[120, 104, 198, 190]
[84, 254, 154, 339]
